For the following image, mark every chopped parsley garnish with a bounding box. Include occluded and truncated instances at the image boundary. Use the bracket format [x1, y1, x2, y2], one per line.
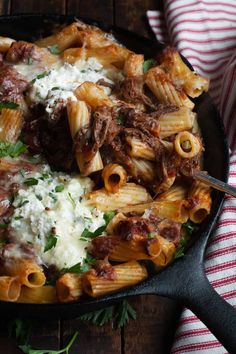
[13, 216, 23, 220]
[48, 44, 60, 55]
[103, 211, 115, 224]
[174, 236, 188, 259]
[55, 184, 64, 193]
[24, 178, 38, 186]
[19, 169, 26, 178]
[62, 254, 96, 274]
[117, 114, 125, 125]
[68, 192, 76, 207]
[0, 223, 8, 229]
[44, 233, 58, 252]
[143, 58, 157, 73]
[17, 199, 29, 208]
[0, 101, 19, 110]
[0, 140, 27, 158]
[39, 172, 51, 180]
[147, 232, 156, 238]
[36, 194, 42, 201]
[49, 192, 57, 202]
[27, 57, 33, 65]
[51, 86, 60, 91]
[31, 71, 50, 84]
[182, 220, 199, 236]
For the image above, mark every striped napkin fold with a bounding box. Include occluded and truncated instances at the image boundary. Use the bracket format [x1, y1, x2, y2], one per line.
[147, 1, 236, 353]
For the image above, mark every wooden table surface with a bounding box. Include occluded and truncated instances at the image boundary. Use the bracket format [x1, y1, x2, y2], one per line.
[0, 1, 182, 353]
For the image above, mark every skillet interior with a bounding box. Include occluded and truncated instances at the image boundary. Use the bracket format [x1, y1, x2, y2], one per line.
[0, 14, 229, 318]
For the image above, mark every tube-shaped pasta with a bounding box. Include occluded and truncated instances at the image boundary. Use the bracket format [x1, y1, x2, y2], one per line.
[188, 179, 212, 223]
[0, 109, 23, 143]
[75, 82, 112, 109]
[17, 285, 57, 304]
[124, 53, 144, 76]
[158, 183, 188, 201]
[131, 158, 156, 182]
[2, 259, 46, 288]
[76, 21, 116, 48]
[145, 67, 194, 110]
[82, 261, 148, 297]
[106, 212, 127, 234]
[0, 36, 15, 52]
[107, 236, 162, 262]
[0, 276, 21, 302]
[67, 100, 103, 175]
[159, 107, 195, 138]
[102, 164, 127, 193]
[84, 183, 152, 211]
[85, 45, 130, 68]
[152, 236, 176, 267]
[56, 273, 83, 302]
[126, 135, 155, 160]
[61, 47, 86, 64]
[160, 47, 209, 97]
[35, 23, 80, 51]
[174, 131, 201, 158]
[120, 200, 188, 223]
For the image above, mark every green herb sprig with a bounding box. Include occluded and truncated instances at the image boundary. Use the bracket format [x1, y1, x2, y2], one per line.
[0, 101, 19, 110]
[48, 44, 60, 55]
[0, 140, 27, 158]
[143, 59, 157, 73]
[44, 233, 58, 252]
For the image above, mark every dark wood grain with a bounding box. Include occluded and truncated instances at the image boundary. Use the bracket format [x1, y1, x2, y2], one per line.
[11, 0, 66, 14]
[0, 0, 11, 15]
[114, 0, 162, 38]
[62, 319, 121, 354]
[67, 0, 114, 26]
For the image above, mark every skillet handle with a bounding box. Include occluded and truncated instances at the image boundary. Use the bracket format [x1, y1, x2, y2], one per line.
[173, 269, 236, 354]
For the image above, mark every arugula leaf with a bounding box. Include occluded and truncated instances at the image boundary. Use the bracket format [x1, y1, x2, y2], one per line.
[143, 59, 157, 73]
[31, 71, 50, 84]
[44, 234, 58, 252]
[48, 44, 60, 55]
[0, 101, 19, 110]
[80, 300, 137, 329]
[0, 140, 27, 158]
[55, 185, 64, 193]
[24, 178, 38, 187]
[19, 331, 79, 354]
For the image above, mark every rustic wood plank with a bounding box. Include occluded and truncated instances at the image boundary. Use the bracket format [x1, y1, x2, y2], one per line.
[62, 319, 121, 354]
[11, 0, 66, 14]
[0, 318, 60, 353]
[67, 0, 114, 26]
[114, 0, 162, 38]
[0, 0, 11, 15]
[123, 296, 181, 354]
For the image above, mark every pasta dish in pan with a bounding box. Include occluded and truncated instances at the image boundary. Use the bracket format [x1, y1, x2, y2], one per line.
[0, 21, 210, 303]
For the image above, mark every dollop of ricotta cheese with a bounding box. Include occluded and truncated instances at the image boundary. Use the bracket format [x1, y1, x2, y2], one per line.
[10, 167, 105, 269]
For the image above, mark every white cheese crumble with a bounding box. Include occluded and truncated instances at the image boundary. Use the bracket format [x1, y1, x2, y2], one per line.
[10, 167, 105, 269]
[27, 57, 114, 114]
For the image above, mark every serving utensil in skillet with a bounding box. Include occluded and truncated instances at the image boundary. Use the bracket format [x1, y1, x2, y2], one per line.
[0, 14, 235, 353]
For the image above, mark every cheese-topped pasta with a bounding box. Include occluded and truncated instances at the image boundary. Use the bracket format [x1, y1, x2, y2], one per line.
[0, 20, 211, 303]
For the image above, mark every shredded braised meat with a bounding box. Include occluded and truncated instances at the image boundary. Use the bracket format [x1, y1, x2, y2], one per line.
[0, 65, 28, 102]
[6, 41, 42, 63]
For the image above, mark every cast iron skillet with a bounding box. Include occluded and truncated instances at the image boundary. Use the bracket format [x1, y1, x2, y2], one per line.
[0, 14, 236, 353]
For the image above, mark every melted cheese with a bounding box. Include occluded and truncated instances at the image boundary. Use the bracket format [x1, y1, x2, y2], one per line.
[10, 167, 105, 269]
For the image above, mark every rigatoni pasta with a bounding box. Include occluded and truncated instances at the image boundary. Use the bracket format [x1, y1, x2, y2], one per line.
[0, 20, 211, 304]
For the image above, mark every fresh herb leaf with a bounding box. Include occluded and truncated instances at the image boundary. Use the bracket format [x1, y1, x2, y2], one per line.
[143, 59, 157, 73]
[31, 71, 50, 84]
[0, 101, 19, 110]
[19, 169, 26, 178]
[28, 57, 33, 65]
[0, 223, 8, 229]
[17, 199, 29, 208]
[174, 236, 188, 259]
[48, 44, 60, 55]
[0, 140, 27, 158]
[44, 234, 58, 252]
[147, 232, 155, 238]
[39, 173, 50, 180]
[62, 254, 96, 274]
[36, 194, 42, 201]
[8, 318, 33, 344]
[51, 86, 60, 91]
[68, 192, 76, 207]
[103, 211, 115, 224]
[80, 300, 136, 329]
[55, 185, 64, 193]
[117, 114, 125, 125]
[80, 225, 105, 240]
[14, 216, 23, 220]
[24, 178, 38, 187]
[49, 192, 57, 202]
[182, 220, 198, 236]
[19, 331, 79, 354]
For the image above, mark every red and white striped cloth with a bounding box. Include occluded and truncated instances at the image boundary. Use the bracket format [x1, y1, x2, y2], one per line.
[147, 1, 236, 353]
